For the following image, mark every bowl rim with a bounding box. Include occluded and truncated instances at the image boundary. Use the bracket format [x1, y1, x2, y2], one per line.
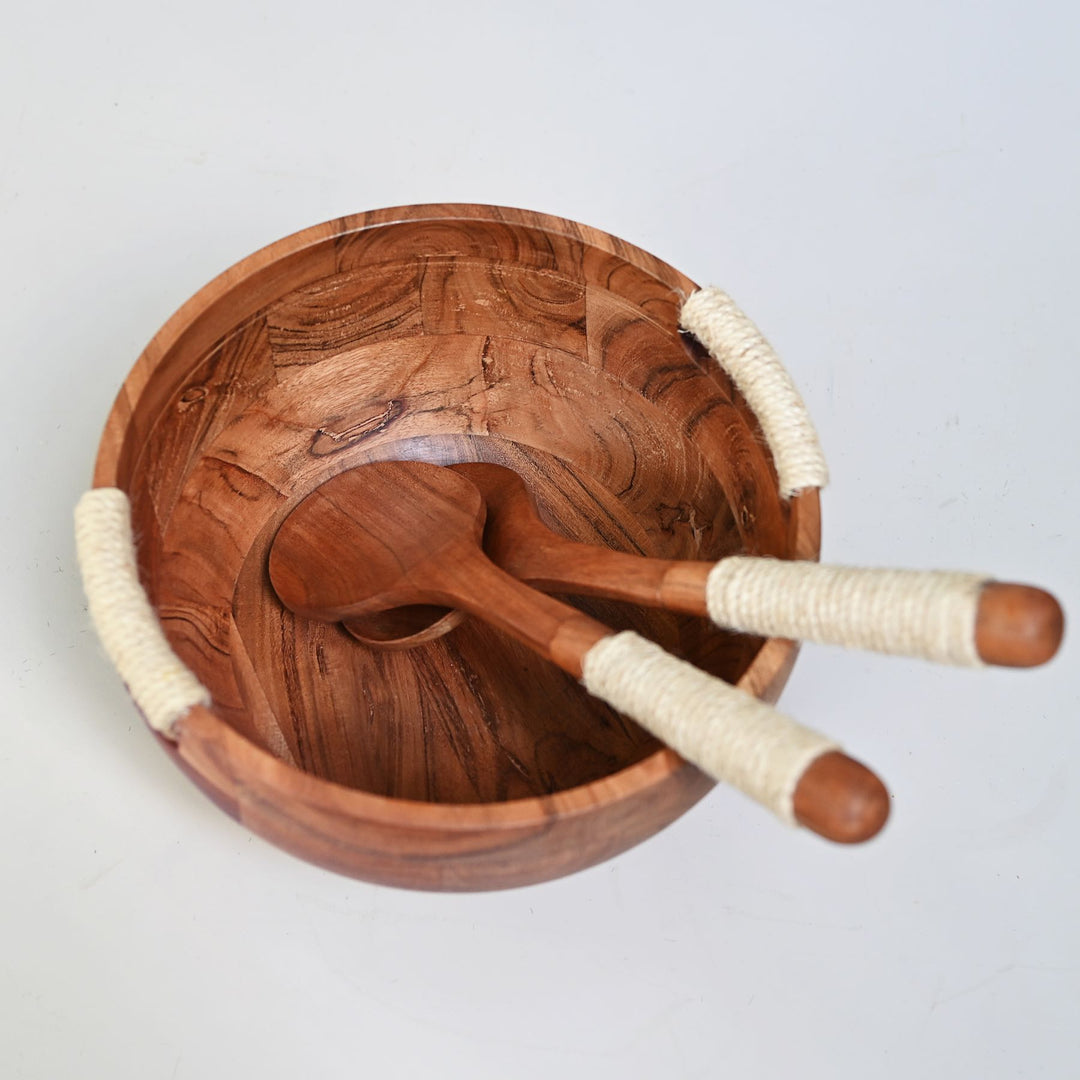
[91, 203, 822, 841]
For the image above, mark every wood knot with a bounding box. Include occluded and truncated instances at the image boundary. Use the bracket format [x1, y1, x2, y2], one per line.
[178, 385, 208, 409]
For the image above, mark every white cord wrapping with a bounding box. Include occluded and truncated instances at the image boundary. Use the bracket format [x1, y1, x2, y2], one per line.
[706, 558, 988, 666]
[680, 287, 829, 498]
[580, 631, 837, 823]
[75, 488, 210, 737]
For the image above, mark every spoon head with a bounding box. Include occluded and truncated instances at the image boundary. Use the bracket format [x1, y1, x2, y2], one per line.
[339, 462, 545, 649]
[269, 461, 486, 622]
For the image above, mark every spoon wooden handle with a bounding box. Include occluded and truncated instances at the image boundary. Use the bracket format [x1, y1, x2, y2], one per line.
[457, 465, 1062, 668]
[556, 556, 1062, 668]
[426, 555, 888, 843]
[669, 561, 1061, 669]
[652, 557, 1058, 665]
[578, 630, 888, 843]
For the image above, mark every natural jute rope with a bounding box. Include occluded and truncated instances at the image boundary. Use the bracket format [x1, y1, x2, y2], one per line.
[706, 558, 988, 667]
[581, 631, 836, 822]
[75, 488, 210, 737]
[680, 287, 829, 498]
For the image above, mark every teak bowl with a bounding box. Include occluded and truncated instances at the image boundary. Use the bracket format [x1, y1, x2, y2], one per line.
[92, 204, 820, 890]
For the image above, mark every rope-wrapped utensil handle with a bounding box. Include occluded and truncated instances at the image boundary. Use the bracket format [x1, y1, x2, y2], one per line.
[581, 631, 887, 840]
[705, 559, 1062, 668]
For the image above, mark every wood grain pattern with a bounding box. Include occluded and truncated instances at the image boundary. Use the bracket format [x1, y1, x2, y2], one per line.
[92, 204, 823, 890]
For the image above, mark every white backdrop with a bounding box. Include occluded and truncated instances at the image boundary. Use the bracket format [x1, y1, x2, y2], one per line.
[2, 3, 1077, 1077]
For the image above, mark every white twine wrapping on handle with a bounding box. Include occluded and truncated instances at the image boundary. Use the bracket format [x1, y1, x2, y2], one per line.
[680, 287, 829, 498]
[707, 558, 988, 667]
[75, 488, 210, 737]
[581, 631, 837, 823]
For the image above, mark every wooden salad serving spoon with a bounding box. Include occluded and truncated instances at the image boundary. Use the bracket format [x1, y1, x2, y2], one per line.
[268, 460, 891, 844]
[345, 462, 1064, 668]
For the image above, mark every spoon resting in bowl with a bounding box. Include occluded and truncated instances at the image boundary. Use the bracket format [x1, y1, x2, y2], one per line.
[343, 462, 1063, 669]
[268, 460, 890, 844]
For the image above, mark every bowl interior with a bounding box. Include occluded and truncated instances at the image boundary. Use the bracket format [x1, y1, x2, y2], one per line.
[102, 206, 797, 805]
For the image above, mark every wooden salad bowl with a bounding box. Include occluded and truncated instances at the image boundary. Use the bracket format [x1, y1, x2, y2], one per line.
[89, 204, 821, 890]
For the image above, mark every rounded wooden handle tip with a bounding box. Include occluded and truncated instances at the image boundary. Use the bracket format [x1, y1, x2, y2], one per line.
[976, 583, 1064, 668]
[793, 751, 891, 844]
